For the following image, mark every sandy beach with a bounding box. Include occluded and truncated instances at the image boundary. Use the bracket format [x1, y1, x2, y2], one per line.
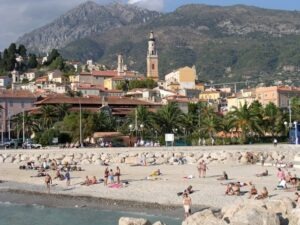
[0, 144, 299, 212]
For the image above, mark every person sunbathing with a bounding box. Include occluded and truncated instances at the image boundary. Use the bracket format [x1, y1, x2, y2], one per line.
[248, 185, 258, 199]
[256, 169, 268, 177]
[90, 176, 98, 185]
[54, 170, 64, 180]
[81, 176, 92, 186]
[276, 179, 287, 190]
[225, 184, 234, 195]
[177, 185, 194, 196]
[255, 187, 268, 199]
[291, 174, 298, 186]
[217, 171, 228, 180]
[232, 183, 240, 196]
[150, 169, 161, 177]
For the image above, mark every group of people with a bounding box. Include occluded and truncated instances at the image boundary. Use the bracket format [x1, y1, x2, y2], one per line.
[197, 160, 208, 178]
[104, 166, 121, 185]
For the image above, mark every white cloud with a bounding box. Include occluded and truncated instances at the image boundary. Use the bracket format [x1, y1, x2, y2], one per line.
[128, 0, 164, 11]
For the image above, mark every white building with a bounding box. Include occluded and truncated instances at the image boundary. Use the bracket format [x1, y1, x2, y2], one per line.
[0, 76, 11, 89]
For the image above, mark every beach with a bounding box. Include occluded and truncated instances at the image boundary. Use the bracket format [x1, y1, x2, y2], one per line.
[0, 144, 299, 214]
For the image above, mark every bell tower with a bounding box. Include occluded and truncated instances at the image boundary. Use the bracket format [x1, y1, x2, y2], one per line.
[146, 31, 159, 81]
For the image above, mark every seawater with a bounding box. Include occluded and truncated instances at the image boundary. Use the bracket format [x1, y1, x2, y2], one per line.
[0, 202, 181, 225]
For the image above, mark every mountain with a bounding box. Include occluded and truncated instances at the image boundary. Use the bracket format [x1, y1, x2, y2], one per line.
[17, 3, 300, 84]
[16, 1, 160, 53]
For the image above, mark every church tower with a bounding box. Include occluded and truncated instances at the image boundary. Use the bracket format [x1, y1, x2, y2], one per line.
[146, 31, 159, 81]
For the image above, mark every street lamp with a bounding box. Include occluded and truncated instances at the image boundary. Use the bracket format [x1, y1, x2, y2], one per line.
[294, 121, 298, 145]
[79, 101, 83, 148]
[129, 124, 134, 147]
[140, 124, 144, 140]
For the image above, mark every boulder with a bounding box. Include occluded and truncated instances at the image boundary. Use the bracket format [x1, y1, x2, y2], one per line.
[54, 154, 65, 160]
[155, 158, 168, 165]
[111, 157, 125, 164]
[265, 197, 294, 217]
[62, 157, 73, 164]
[74, 153, 82, 160]
[288, 208, 300, 225]
[129, 152, 138, 157]
[81, 159, 91, 165]
[125, 157, 138, 164]
[152, 221, 166, 225]
[230, 207, 280, 225]
[20, 155, 29, 161]
[239, 156, 249, 164]
[118, 217, 151, 225]
[4, 156, 14, 163]
[91, 155, 100, 162]
[94, 159, 103, 165]
[146, 158, 155, 164]
[222, 200, 279, 225]
[0, 156, 4, 163]
[182, 209, 227, 225]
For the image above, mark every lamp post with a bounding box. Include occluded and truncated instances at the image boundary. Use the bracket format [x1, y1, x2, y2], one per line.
[129, 124, 134, 147]
[294, 121, 298, 145]
[79, 101, 83, 148]
[140, 124, 144, 140]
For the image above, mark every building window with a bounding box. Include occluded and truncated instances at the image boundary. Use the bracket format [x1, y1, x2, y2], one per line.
[152, 64, 155, 70]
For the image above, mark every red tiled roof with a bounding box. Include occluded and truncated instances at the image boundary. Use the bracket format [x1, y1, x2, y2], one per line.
[34, 94, 160, 106]
[0, 90, 36, 99]
[92, 70, 118, 77]
[79, 72, 92, 76]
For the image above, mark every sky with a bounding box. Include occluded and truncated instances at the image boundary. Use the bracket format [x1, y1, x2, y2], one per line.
[1, 0, 300, 50]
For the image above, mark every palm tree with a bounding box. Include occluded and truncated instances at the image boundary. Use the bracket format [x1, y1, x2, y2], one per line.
[229, 103, 263, 144]
[219, 114, 235, 144]
[55, 103, 71, 121]
[39, 105, 57, 130]
[262, 102, 280, 137]
[154, 102, 183, 135]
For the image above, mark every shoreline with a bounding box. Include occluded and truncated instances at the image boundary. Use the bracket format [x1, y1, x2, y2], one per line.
[0, 186, 214, 219]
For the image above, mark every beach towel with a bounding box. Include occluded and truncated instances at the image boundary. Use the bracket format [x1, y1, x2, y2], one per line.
[108, 183, 122, 189]
[183, 175, 194, 179]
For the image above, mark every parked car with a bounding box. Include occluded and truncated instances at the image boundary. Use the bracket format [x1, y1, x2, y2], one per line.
[22, 140, 42, 149]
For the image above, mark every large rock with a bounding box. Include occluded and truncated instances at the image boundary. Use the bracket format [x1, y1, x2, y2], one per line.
[62, 157, 73, 164]
[265, 197, 294, 218]
[288, 208, 300, 225]
[4, 156, 14, 163]
[119, 217, 151, 225]
[152, 222, 166, 225]
[54, 154, 65, 160]
[0, 156, 4, 163]
[222, 200, 280, 225]
[125, 157, 139, 164]
[81, 159, 91, 165]
[182, 209, 227, 225]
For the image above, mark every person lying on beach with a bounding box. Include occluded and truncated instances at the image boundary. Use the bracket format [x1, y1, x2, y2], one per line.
[81, 176, 92, 186]
[255, 187, 268, 199]
[290, 174, 298, 186]
[91, 176, 98, 185]
[248, 185, 258, 199]
[54, 170, 65, 180]
[150, 169, 161, 177]
[225, 183, 234, 195]
[232, 183, 241, 196]
[221, 181, 250, 187]
[256, 169, 268, 177]
[217, 171, 228, 180]
[31, 172, 47, 177]
[177, 185, 194, 196]
[275, 179, 287, 190]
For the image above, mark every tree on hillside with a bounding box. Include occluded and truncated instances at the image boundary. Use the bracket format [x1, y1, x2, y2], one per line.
[27, 54, 38, 68]
[46, 49, 60, 65]
[18, 44, 27, 57]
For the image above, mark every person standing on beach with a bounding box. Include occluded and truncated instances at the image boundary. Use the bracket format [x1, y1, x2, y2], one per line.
[65, 170, 71, 186]
[115, 166, 121, 184]
[197, 161, 203, 178]
[199, 160, 208, 178]
[109, 169, 115, 184]
[183, 193, 192, 219]
[104, 167, 109, 186]
[45, 173, 52, 193]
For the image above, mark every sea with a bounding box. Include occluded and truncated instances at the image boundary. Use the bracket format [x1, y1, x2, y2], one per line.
[0, 201, 181, 225]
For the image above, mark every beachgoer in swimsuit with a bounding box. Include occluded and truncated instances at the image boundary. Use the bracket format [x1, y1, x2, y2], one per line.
[104, 167, 109, 186]
[115, 166, 121, 184]
[217, 171, 228, 180]
[91, 176, 97, 184]
[109, 169, 114, 184]
[45, 174, 52, 193]
[182, 193, 192, 218]
[197, 161, 202, 178]
[277, 168, 285, 181]
[255, 187, 268, 199]
[248, 185, 258, 199]
[199, 160, 207, 178]
[177, 185, 194, 196]
[65, 170, 70, 186]
[256, 169, 268, 177]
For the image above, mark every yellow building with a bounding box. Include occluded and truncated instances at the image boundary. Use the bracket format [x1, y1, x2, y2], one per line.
[199, 90, 221, 101]
[227, 89, 256, 111]
[165, 66, 196, 92]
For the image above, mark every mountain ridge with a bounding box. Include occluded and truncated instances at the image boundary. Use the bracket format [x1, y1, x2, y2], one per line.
[17, 3, 300, 84]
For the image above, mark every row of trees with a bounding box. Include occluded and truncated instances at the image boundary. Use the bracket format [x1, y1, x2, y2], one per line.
[9, 96, 300, 146]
